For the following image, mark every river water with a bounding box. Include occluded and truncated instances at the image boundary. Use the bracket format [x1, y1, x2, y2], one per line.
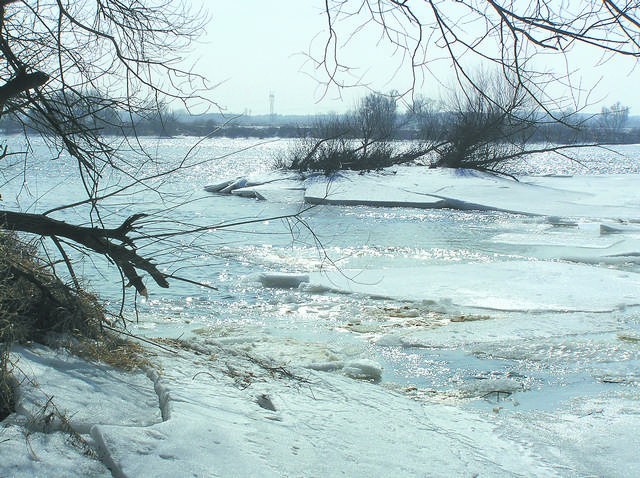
[3, 135, 640, 415]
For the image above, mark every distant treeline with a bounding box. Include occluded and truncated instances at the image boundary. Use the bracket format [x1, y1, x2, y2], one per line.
[2, 107, 639, 145]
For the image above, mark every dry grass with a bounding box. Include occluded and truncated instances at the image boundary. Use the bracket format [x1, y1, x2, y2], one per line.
[0, 233, 104, 341]
[0, 342, 15, 420]
[0, 232, 148, 420]
[64, 333, 152, 371]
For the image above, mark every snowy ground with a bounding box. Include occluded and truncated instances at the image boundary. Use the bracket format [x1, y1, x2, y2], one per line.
[6, 342, 639, 477]
[3, 164, 640, 476]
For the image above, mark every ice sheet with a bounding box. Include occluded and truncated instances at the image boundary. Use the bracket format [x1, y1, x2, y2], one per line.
[304, 168, 640, 220]
[304, 261, 640, 313]
[209, 167, 640, 220]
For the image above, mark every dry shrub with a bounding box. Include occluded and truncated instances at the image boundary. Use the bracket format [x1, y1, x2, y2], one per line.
[0, 233, 104, 341]
[0, 232, 146, 419]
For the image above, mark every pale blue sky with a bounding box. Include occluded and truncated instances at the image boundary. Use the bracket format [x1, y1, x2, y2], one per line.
[190, 1, 339, 115]
[190, 1, 639, 116]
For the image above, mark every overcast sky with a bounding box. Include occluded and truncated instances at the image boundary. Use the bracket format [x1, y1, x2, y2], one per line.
[190, 1, 640, 117]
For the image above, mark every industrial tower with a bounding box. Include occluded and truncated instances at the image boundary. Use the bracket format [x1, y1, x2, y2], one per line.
[269, 91, 275, 120]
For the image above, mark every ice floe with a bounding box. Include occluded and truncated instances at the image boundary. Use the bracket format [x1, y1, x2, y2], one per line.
[255, 272, 310, 289]
[208, 166, 640, 222]
[302, 261, 640, 313]
[204, 171, 304, 202]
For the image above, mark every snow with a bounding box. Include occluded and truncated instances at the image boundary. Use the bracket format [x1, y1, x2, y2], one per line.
[11, 346, 162, 431]
[495, 395, 640, 477]
[2, 345, 160, 477]
[0, 423, 111, 477]
[5, 343, 562, 477]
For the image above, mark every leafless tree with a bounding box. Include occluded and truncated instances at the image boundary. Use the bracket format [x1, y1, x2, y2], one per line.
[406, 95, 446, 142]
[285, 114, 353, 174]
[598, 101, 630, 133]
[0, 0, 215, 303]
[427, 72, 535, 172]
[315, 1, 640, 114]
[352, 92, 398, 160]
[284, 92, 408, 174]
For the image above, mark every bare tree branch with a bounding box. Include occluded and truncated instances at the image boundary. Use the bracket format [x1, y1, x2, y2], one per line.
[0, 211, 168, 296]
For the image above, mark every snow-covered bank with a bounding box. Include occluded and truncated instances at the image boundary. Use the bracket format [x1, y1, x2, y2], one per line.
[6, 342, 638, 477]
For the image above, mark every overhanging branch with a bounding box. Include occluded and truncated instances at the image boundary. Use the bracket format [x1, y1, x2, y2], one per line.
[0, 211, 168, 296]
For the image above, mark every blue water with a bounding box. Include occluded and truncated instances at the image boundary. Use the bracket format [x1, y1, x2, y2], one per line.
[3, 135, 640, 411]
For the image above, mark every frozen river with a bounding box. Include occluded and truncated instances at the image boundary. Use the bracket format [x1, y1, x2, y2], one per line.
[3, 136, 640, 476]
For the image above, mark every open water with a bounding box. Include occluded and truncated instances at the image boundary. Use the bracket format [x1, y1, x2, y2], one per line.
[2, 135, 640, 412]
